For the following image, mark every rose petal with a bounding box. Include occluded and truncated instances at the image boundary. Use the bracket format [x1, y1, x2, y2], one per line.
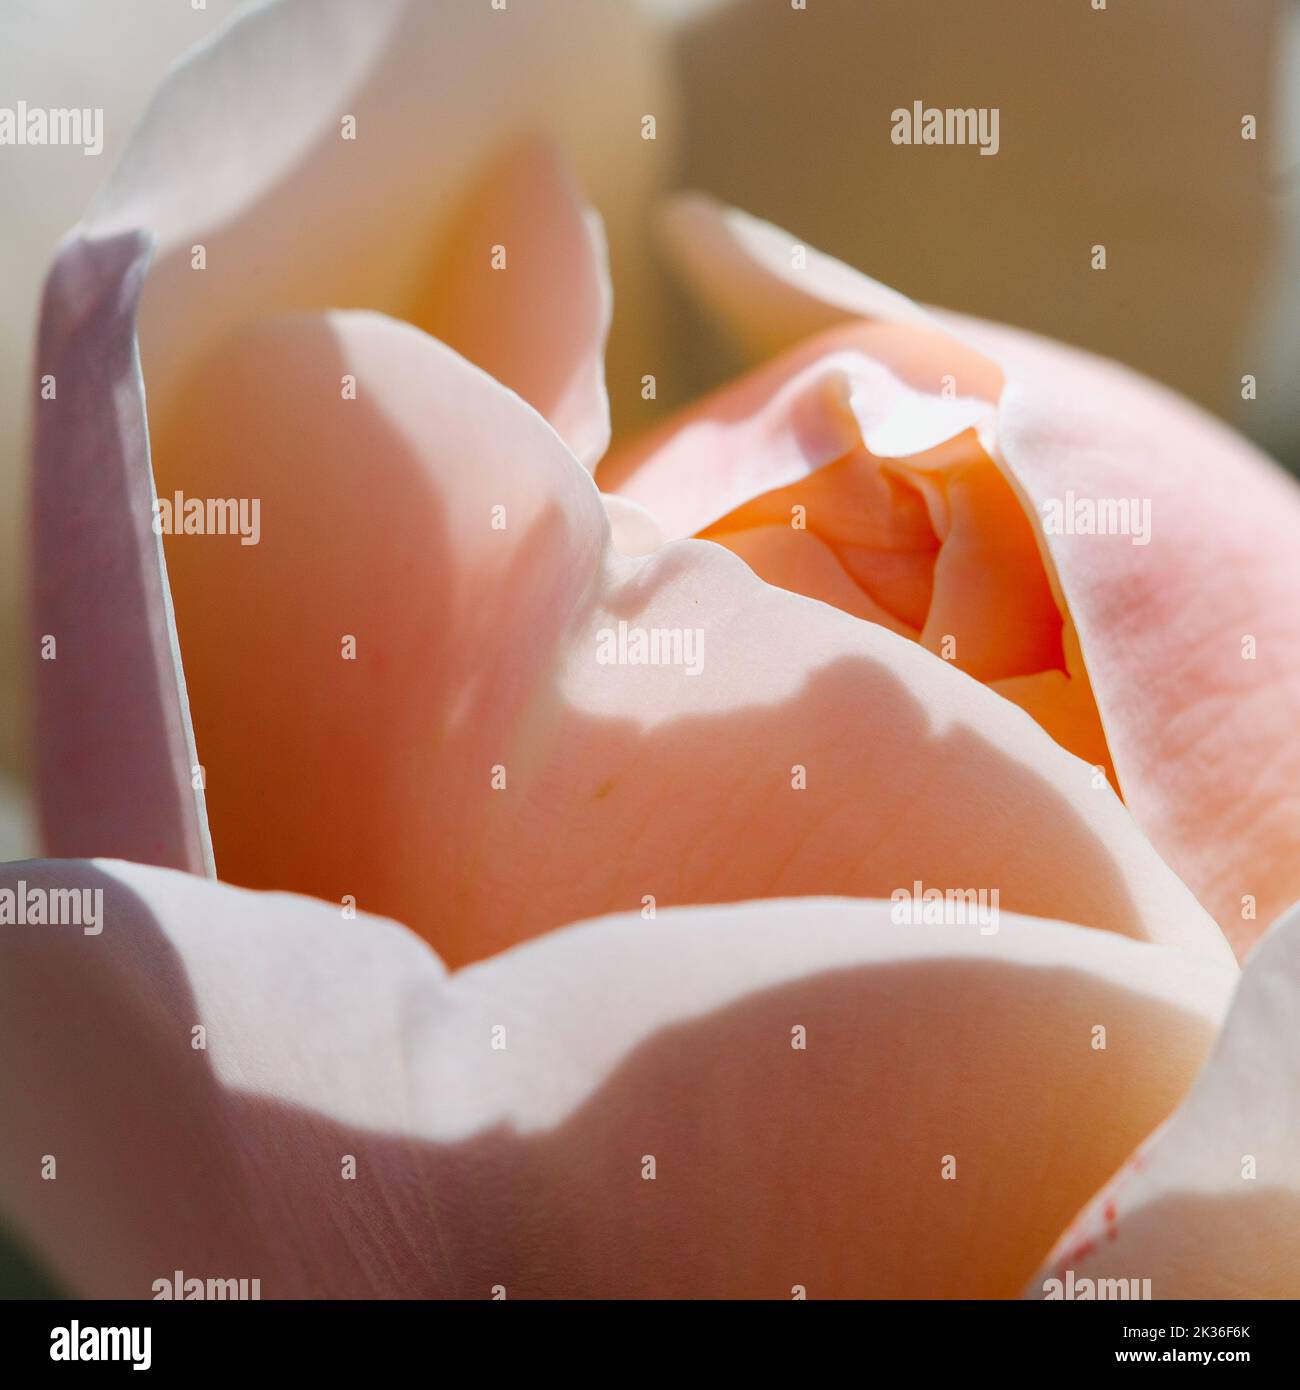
[1029, 898, 1300, 1299]
[144, 305, 1230, 968]
[0, 860, 1233, 1298]
[420, 137, 611, 467]
[917, 455, 1068, 684]
[32, 232, 210, 873]
[699, 449, 942, 637]
[708, 523, 913, 632]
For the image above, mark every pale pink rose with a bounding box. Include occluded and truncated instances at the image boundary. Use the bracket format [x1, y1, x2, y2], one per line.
[6, 0, 1300, 1302]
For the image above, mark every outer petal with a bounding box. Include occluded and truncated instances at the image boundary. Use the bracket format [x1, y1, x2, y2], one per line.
[82, 0, 663, 463]
[144, 302, 1232, 968]
[663, 200, 1300, 956]
[1029, 899, 1300, 1299]
[953, 318, 1300, 958]
[32, 233, 209, 874]
[0, 861, 1233, 1298]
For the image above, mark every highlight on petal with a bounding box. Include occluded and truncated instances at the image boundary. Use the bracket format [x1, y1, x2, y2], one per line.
[601, 493, 664, 557]
[31, 232, 209, 874]
[660, 200, 1300, 955]
[660, 193, 935, 360]
[1029, 898, 1300, 1300]
[419, 137, 612, 467]
[83, 0, 667, 462]
[139, 299, 1230, 969]
[0, 861, 1234, 1298]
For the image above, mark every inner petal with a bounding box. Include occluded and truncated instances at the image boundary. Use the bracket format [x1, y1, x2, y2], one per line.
[699, 452, 939, 637]
[706, 523, 917, 634]
[915, 453, 1066, 683]
[605, 331, 1117, 785]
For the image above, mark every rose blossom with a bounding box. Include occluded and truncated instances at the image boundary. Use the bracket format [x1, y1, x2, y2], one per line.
[4, 0, 1300, 1300]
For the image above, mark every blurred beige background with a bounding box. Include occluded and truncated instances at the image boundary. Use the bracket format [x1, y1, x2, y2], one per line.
[663, 0, 1296, 447]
